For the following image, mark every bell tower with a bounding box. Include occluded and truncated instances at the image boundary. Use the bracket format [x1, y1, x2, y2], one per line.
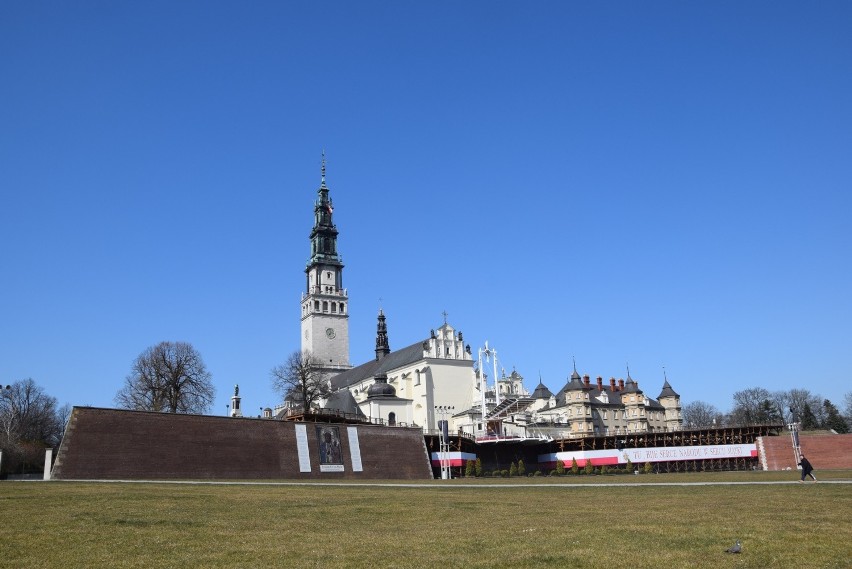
[300, 153, 350, 373]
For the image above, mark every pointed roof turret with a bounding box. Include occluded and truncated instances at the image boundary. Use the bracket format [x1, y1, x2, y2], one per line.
[566, 359, 585, 391]
[658, 379, 679, 399]
[375, 308, 391, 360]
[658, 369, 680, 398]
[532, 381, 554, 400]
[307, 152, 342, 269]
[570, 357, 581, 381]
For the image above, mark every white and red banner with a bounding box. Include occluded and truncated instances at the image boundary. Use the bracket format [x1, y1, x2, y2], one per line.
[539, 443, 757, 468]
[431, 451, 477, 467]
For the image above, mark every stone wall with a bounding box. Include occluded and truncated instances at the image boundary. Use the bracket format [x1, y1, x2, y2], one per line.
[52, 407, 432, 480]
[758, 432, 852, 471]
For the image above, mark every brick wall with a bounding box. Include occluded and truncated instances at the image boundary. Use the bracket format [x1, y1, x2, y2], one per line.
[758, 432, 852, 471]
[52, 407, 432, 480]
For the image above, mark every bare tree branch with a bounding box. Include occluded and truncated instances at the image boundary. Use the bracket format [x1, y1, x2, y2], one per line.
[681, 400, 724, 428]
[115, 341, 215, 414]
[270, 351, 330, 415]
[1, 378, 66, 475]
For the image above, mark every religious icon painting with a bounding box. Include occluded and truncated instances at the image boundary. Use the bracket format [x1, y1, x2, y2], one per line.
[316, 425, 343, 466]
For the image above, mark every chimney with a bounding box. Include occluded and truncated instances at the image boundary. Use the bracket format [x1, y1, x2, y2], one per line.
[618, 379, 625, 391]
[596, 376, 603, 390]
[610, 378, 617, 392]
[583, 374, 590, 387]
[635, 381, 639, 391]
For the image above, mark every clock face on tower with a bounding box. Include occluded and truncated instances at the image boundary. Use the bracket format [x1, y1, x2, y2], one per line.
[325, 327, 336, 339]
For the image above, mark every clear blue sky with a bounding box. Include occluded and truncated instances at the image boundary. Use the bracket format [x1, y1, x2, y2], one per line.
[2, 2, 850, 417]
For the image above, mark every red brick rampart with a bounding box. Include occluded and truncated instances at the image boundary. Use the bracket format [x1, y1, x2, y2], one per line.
[52, 407, 433, 480]
[758, 432, 852, 471]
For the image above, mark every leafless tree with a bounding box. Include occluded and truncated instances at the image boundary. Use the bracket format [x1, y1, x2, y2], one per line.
[1, 379, 66, 474]
[844, 392, 852, 425]
[786, 388, 824, 425]
[270, 351, 330, 415]
[115, 341, 215, 414]
[681, 401, 725, 428]
[770, 390, 792, 424]
[728, 387, 781, 426]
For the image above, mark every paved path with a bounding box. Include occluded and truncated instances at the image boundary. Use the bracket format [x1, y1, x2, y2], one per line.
[40, 479, 852, 488]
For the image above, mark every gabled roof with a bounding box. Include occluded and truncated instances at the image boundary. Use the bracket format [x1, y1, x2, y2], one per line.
[330, 340, 428, 390]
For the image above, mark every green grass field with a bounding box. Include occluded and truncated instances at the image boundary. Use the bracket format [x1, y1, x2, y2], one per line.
[2, 472, 850, 569]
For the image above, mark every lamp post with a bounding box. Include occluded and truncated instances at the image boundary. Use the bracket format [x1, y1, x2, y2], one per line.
[435, 405, 455, 480]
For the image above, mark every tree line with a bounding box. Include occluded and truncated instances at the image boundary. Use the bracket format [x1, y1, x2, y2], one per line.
[1, 379, 70, 475]
[682, 387, 851, 433]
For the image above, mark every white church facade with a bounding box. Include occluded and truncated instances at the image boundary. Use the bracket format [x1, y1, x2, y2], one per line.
[288, 159, 683, 439]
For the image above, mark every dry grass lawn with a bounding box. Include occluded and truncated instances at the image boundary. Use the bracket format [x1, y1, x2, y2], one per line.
[1, 472, 850, 568]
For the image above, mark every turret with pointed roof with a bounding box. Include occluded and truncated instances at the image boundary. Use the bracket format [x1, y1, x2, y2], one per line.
[375, 309, 390, 360]
[657, 370, 683, 431]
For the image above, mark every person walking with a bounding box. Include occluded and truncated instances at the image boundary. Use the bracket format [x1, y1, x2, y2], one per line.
[798, 455, 817, 482]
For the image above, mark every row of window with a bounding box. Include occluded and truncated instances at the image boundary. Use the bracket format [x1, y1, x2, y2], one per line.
[303, 301, 346, 314]
[556, 409, 671, 423]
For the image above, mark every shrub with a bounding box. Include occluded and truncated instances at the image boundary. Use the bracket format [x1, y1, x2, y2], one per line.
[533, 470, 542, 477]
[584, 459, 594, 475]
[517, 459, 526, 476]
[600, 465, 609, 475]
[556, 459, 566, 476]
[549, 469, 557, 476]
[644, 461, 653, 474]
[510, 462, 518, 477]
[475, 457, 482, 477]
[625, 458, 633, 474]
[465, 460, 475, 477]
[570, 457, 579, 475]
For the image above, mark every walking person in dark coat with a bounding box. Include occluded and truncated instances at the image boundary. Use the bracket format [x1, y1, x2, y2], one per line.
[798, 455, 816, 482]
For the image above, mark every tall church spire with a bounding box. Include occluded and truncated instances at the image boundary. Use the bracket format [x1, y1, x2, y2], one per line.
[308, 153, 341, 268]
[375, 308, 390, 360]
[300, 153, 350, 373]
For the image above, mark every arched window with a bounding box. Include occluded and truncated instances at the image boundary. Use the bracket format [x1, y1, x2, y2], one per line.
[322, 301, 328, 312]
[388, 412, 396, 426]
